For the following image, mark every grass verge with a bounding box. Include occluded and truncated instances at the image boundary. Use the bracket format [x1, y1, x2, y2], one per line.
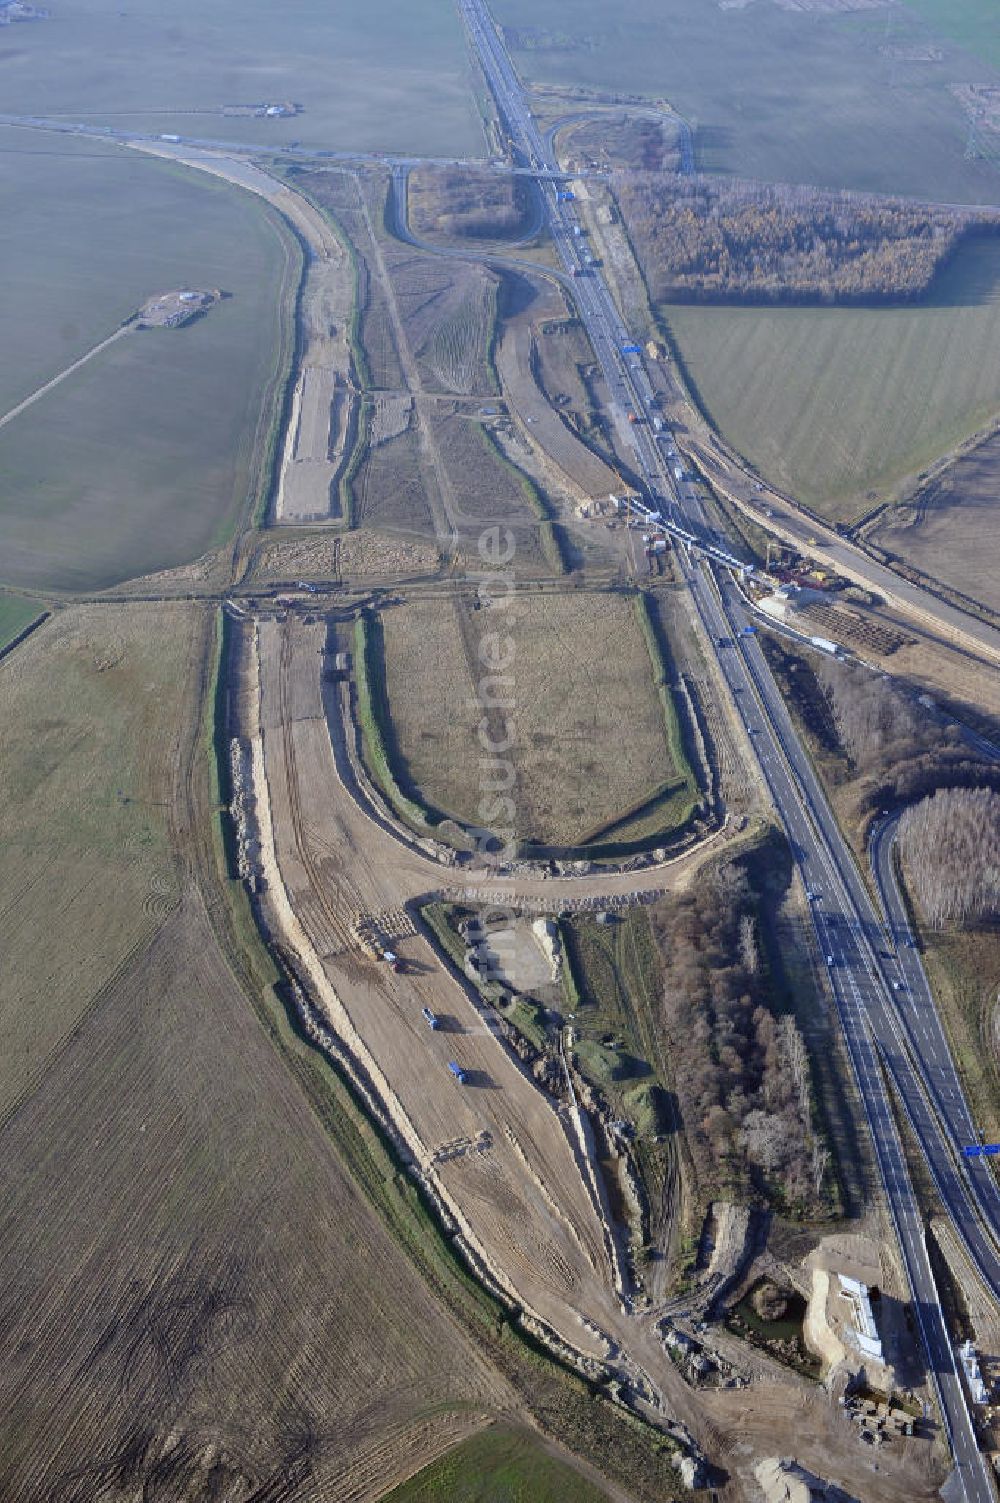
[383, 1425, 614, 1502]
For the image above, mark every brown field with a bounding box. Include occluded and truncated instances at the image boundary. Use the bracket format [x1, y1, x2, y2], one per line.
[379, 591, 678, 846]
[289, 170, 556, 563]
[0, 603, 204, 1119]
[495, 271, 620, 510]
[0, 600, 511, 1499]
[533, 312, 607, 426]
[249, 528, 445, 583]
[0, 895, 511, 1502]
[388, 253, 500, 396]
[870, 432, 1000, 618]
[353, 415, 439, 536]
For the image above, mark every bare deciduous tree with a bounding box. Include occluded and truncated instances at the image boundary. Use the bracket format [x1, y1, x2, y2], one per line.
[653, 857, 829, 1212]
[615, 171, 992, 306]
[898, 787, 1000, 928]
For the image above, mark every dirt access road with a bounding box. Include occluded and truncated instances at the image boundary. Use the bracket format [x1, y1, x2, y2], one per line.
[253, 614, 624, 1356]
[130, 142, 355, 526]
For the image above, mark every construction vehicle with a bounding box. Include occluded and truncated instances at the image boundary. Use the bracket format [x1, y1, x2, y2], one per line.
[448, 1061, 469, 1084]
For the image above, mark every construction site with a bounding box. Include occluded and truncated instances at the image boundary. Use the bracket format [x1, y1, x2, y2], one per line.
[205, 600, 956, 1502]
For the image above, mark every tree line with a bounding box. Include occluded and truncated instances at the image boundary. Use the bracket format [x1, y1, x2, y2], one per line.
[814, 656, 1000, 815]
[651, 856, 829, 1214]
[615, 173, 997, 305]
[898, 787, 1000, 929]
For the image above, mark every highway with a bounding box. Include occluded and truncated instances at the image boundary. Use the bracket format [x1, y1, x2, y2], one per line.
[0, 110, 591, 181]
[457, 1, 999, 1494]
[871, 810, 1000, 1190]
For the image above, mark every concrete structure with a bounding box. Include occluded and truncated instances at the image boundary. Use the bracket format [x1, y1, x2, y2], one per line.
[757, 584, 826, 621]
[837, 1275, 883, 1363]
[531, 917, 562, 981]
[960, 1340, 990, 1405]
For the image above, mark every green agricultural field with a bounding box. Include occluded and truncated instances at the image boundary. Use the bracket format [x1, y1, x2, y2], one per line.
[0, 134, 298, 590]
[901, 0, 1000, 68]
[384, 1427, 613, 1503]
[0, 594, 45, 652]
[0, 603, 205, 1118]
[0, 0, 482, 156]
[663, 236, 1000, 521]
[493, 0, 999, 202]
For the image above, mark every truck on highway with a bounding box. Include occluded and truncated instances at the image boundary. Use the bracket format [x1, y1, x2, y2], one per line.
[621, 342, 641, 354]
[448, 1060, 469, 1084]
[556, 189, 575, 201]
[809, 636, 840, 657]
[160, 134, 182, 143]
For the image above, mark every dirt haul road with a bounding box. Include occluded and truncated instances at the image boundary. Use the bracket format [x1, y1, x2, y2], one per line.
[253, 615, 625, 1355]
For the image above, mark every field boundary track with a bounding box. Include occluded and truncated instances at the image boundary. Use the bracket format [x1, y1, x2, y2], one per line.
[0, 324, 133, 433]
[0, 914, 166, 1139]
